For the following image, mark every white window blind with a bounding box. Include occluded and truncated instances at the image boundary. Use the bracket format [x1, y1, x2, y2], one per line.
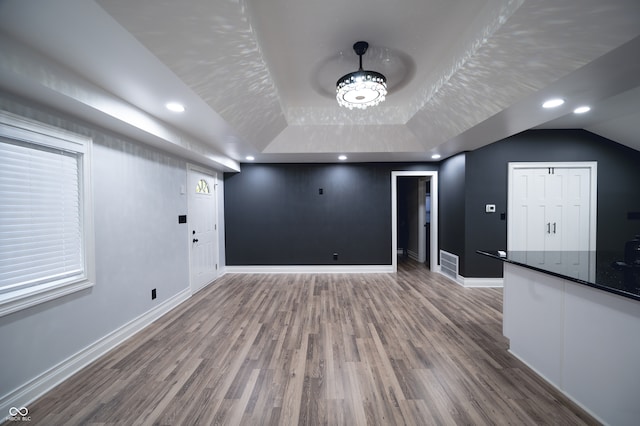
[0, 139, 83, 293]
[0, 110, 94, 317]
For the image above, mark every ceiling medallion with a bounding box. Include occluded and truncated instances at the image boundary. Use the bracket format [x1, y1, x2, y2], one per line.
[336, 41, 387, 110]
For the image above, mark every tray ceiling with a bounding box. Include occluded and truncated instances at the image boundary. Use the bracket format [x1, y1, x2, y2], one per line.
[1, 0, 639, 165]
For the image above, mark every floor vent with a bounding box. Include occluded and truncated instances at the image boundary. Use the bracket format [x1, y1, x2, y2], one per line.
[440, 250, 459, 281]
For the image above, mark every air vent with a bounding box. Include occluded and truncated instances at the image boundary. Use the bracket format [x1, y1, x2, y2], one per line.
[440, 250, 459, 281]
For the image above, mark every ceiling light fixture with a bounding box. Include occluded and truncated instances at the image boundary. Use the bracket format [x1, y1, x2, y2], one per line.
[165, 102, 185, 112]
[245, 155, 255, 161]
[338, 155, 347, 161]
[574, 106, 591, 114]
[431, 154, 441, 160]
[542, 98, 564, 109]
[336, 41, 387, 110]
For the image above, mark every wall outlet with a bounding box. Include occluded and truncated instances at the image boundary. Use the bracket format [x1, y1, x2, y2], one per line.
[485, 204, 496, 213]
[151, 288, 157, 300]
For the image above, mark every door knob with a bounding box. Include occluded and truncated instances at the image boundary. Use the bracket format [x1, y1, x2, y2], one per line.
[192, 238, 199, 243]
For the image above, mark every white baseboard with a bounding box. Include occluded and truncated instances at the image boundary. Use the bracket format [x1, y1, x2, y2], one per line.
[438, 271, 503, 288]
[0, 288, 191, 417]
[438, 270, 463, 285]
[459, 276, 503, 288]
[225, 265, 394, 274]
[217, 266, 227, 278]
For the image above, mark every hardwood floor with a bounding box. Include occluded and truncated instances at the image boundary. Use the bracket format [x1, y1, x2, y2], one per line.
[24, 260, 597, 425]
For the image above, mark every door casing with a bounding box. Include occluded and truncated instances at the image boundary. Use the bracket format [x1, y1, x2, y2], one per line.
[187, 164, 219, 294]
[391, 171, 439, 273]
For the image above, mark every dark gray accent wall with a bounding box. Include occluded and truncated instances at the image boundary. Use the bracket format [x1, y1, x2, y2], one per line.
[438, 153, 467, 271]
[464, 129, 640, 278]
[224, 131, 639, 271]
[224, 163, 437, 265]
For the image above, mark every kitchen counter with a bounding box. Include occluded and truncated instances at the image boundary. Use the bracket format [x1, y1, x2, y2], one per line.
[477, 250, 640, 302]
[478, 249, 640, 425]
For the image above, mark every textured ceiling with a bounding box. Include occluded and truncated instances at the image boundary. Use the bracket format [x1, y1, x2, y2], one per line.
[1, 0, 640, 166]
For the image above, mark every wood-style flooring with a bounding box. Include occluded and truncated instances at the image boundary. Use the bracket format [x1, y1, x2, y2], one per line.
[23, 260, 597, 425]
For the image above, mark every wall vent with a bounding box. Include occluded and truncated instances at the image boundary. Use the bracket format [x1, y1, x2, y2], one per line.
[439, 250, 459, 281]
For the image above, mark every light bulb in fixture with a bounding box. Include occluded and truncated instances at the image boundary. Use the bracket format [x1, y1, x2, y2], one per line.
[574, 106, 591, 114]
[542, 98, 565, 109]
[166, 102, 185, 112]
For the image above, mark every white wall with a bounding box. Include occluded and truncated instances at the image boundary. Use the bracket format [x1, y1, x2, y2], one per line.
[0, 94, 224, 410]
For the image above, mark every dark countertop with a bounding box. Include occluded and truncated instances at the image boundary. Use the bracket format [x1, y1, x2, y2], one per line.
[477, 250, 640, 302]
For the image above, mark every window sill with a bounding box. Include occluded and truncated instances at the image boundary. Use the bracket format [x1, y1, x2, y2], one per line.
[0, 278, 94, 317]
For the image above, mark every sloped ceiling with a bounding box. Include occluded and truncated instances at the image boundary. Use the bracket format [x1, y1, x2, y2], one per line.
[1, 0, 639, 167]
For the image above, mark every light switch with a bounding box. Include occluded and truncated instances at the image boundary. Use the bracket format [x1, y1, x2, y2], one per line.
[485, 204, 496, 213]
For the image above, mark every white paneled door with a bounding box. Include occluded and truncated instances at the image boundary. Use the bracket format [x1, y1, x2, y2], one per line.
[188, 166, 218, 294]
[508, 162, 597, 253]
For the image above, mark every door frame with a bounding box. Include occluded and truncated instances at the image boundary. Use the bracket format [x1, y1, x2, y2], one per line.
[391, 171, 438, 273]
[418, 177, 429, 264]
[187, 163, 219, 294]
[507, 161, 598, 252]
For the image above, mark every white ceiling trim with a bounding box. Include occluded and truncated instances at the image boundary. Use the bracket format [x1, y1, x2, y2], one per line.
[263, 125, 424, 155]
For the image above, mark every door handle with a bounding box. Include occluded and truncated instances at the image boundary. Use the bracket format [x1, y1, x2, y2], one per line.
[547, 223, 550, 234]
[192, 238, 199, 243]
[553, 222, 557, 234]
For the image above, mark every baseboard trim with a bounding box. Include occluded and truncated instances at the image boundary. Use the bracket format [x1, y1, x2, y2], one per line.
[438, 271, 503, 288]
[460, 277, 504, 288]
[0, 287, 191, 416]
[225, 265, 394, 274]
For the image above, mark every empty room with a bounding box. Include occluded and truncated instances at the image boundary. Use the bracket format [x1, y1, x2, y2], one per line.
[1, 1, 640, 425]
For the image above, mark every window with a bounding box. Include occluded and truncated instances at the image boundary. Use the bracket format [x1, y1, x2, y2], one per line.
[195, 178, 210, 194]
[0, 110, 94, 317]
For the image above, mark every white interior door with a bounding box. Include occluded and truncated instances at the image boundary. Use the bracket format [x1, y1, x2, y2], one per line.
[510, 168, 549, 251]
[508, 162, 597, 253]
[561, 167, 592, 251]
[188, 166, 218, 294]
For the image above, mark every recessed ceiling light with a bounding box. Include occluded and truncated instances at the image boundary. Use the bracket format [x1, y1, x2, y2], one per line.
[431, 154, 441, 159]
[166, 102, 185, 112]
[245, 156, 255, 161]
[338, 155, 347, 161]
[542, 98, 565, 109]
[574, 106, 591, 114]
